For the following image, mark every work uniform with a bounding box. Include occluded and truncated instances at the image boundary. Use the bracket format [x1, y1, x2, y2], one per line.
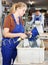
[29, 14, 41, 47]
[1, 14, 24, 65]
[30, 13, 44, 27]
[33, 15, 42, 23]
[29, 13, 44, 47]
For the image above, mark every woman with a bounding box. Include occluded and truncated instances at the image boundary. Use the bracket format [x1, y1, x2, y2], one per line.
[1, 2, 27, 65]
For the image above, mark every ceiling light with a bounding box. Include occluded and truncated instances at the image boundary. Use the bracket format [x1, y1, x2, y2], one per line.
[27, 0, 35, 5]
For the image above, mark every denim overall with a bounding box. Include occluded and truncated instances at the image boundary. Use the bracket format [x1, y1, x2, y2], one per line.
[1, 14, 24, 65]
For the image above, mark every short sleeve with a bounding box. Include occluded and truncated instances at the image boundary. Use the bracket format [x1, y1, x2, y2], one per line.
[3, 15, 11, 29]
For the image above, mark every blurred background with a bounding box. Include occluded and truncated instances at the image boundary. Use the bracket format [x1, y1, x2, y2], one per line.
[0, 0, 48, 65]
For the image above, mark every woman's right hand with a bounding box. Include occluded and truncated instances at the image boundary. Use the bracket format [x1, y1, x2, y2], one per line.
[19, 33, 27, 39]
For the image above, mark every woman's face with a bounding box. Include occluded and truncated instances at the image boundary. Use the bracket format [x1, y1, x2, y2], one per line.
[18, 7, 27, 16]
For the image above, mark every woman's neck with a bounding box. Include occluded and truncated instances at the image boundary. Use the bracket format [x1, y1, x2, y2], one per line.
[14, 12, 19, 18]
[13, 12, 20, 24]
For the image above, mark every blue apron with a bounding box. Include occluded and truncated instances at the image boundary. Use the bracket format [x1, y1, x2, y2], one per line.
[1, 14, 24, 65]
[33, 15, 41, 24]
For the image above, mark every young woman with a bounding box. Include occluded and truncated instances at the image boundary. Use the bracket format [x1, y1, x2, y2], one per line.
[1, 2, 27, 65]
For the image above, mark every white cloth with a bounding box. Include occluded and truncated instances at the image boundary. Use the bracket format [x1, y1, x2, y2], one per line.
[24, 39, 29, 47]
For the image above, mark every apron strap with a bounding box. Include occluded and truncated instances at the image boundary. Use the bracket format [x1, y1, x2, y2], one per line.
[11, 14, 21, 25]
[11, 14, 16, 24]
